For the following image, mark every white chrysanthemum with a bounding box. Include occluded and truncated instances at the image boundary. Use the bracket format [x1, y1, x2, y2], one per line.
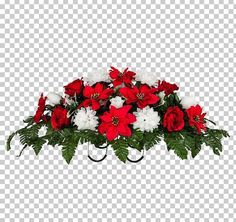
[86, 68, 110, 85]
[73, 108, 98, 130]
[135, 70, 157, 86]
[47, 92, 61, 105]
[133, 107, 160, 132]
[181, 96, 198, 109]
[110, 96, 124, 108]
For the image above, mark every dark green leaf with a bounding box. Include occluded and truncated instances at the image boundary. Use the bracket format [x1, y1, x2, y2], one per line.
[111, 138, 129, 163]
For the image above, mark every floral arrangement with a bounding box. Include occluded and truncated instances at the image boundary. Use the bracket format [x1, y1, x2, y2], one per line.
[6, 67, 229, 163]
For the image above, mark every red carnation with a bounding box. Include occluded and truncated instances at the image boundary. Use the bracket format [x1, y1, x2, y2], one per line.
[119, 85, 159, 109]
[163, 106, 185, 132]
[157, 80, 179, 96]
[109, 66, 136, 87]
[64, 79, 83, 97]
[79, 83, 113, 110]
[186, 105, 206, 134]
[98, 105, 136, 141]
[34, 93, 47, 124]
[51, 106, 70, 130]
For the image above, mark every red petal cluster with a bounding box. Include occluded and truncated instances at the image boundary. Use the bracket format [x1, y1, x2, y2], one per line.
[79, 83, 114, 110]
[33, 93, 47, 123]
[163, 106, 185, 132]
[51, 106, 70, 130]
[186, 105, 206, 133]
[157, 80, 179, 96]
[109, 67, 136, 87]
[64, 79, 83, 97]
[119, 85, 159, 109]
[98, 105, 136, 141]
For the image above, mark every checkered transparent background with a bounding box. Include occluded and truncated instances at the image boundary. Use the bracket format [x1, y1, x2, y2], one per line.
[0, 0, 235, 221]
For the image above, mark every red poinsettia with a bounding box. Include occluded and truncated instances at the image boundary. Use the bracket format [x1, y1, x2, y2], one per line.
[51, 106, 70, 130]
[109, 66, 136, 87]
[163, 106, 185, 132]
[98, 105, 136, 141]
[186, 105, 206, 134]
[119, 85, 159, 109]
[64, 79, 83, 97]
[34, 93, 47, 124]
[79, 83, 114, 110]
[157, 80, 179, 96]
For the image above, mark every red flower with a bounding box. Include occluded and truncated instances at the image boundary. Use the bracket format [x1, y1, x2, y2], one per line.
[157, 80, 179, 96]
[64, 79, 83, 97]
[98, 105, 136, 141]
[80, 83, 113, 110]
[119, 85, 159, 109]
[109, 66, 136, 87]
[51, 106, 70, 130]
[163, 106, 185, 132]
[34, 93, 47, 123]
[186, 105, 206, 133]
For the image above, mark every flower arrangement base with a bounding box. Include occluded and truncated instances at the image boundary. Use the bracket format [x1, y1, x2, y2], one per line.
[6, 66, 229, 164]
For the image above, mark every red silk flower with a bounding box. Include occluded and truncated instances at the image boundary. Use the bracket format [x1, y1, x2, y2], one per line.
[163, 106, 185, 132]
[64, 79, 83, 97]
[79, 83, 114, 110]
[98, 105, 136, 141]
[109, 66, 136, 87]
[119, 85, 159, 109]
[51, 106, 70, 130]
[157, 80, 179, 96]
[34, 93, 47, 123]
[186, 105, 206, 134]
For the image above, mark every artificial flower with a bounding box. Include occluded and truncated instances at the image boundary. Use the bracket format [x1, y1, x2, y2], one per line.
[135, 70, 157, 86]
[85, 68, 110, 85]
[33, 93, 47, 123]
[79, 83, 113, 110]
[47, 92, 62, 105]
[119, 84, 159, 109]
[110, 96, 124, 108]
[163, 106, 185, 132]
[181, 96, 198, 109]
[133, 107, 160, 132]
[51, 106, 70, 130]
[109, 66, 136, 87]
[186, 105, 206, 133]
[73, 107, 98, 130]
[98, 105, 136, 141]
[157, 80, 179, 96]
[64, 79, 83, 97]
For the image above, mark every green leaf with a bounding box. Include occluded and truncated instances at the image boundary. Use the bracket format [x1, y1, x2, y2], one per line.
[6, 132, 16, 151]
[111, 138, 129, 163]
[203, 128, 229, 156]
[143, 129, 162, 150]
[191, 135, 203, 158]
[31, 138, 46, 155]
[127, 129, 144, 151]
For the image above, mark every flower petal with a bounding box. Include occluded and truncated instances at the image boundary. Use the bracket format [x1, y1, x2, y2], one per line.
[117, 123, 132, 137]
[83, 86, 94, 98]
[106, 126, 118, 141]
[91, 99, 100, 110]
[94, 83, 104, 94]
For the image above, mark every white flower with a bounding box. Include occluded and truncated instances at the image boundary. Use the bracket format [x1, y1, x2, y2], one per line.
[110, 96, 124, 108]
[86, 68, 110, 85]
[47, 92, 62, 105]
[133, 107, 160, 132]
[135, 70, 157, 86]
[181, 96, 198, 109]
[73, 108, 98, 130]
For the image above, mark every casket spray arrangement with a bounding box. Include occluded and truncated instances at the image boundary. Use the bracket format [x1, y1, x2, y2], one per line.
[6, 67, 229, 163]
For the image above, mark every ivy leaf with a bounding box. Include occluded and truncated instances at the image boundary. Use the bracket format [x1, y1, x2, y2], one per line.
[111, 138, 129, 163]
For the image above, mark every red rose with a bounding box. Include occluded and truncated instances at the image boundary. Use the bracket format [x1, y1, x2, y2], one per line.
[157, 80, 179, 96]
[34, 93, 47, 123]
[163, 106, 185, 132]
[64, 79, 83, 97]
[51, 106, 70, 130]
[186, 105, 206, 134]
